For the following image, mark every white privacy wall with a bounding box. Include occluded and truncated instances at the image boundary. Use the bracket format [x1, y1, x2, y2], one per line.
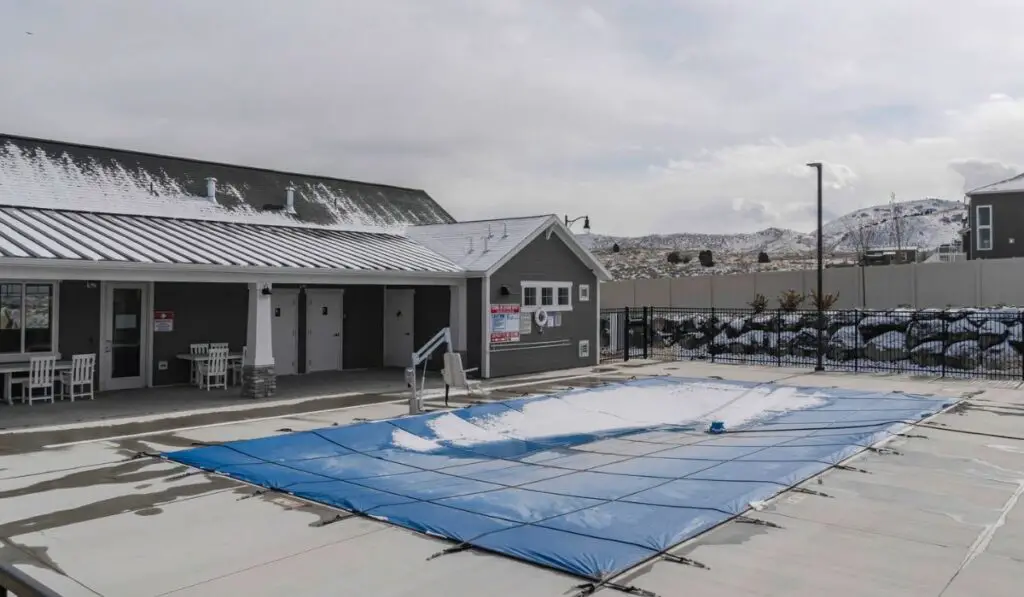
[602, 257, 1024, 310]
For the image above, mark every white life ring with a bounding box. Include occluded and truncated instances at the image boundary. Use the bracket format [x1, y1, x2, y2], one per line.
[534, 309, 549, 327]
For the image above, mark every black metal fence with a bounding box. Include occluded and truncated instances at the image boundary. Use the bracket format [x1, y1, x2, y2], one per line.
[600, 306, 1024, 380]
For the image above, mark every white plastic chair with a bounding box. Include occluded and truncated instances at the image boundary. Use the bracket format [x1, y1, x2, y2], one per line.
[189, 343, 209, 385]
[16, 356, 57, 405]
[60, 353, 96, 402]
[231, 345, 247, 386]
[198, 347, 229, 391]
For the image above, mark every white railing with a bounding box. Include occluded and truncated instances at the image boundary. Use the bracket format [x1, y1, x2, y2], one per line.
[407, 327, 453, 414]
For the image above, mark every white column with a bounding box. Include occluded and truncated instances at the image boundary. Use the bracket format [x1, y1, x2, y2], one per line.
[449, 281, 467, 352]
[246, 282, 274, 367]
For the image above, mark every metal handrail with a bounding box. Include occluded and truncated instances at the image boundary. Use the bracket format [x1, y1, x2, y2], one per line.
[0, 561, 65, 597]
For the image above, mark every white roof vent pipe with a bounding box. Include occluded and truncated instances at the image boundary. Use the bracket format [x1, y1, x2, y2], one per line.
[483, 235, 490, 253]
[487, 224, 493, 238]
[467, 237, 474, 253]
[205, 177, 218, 204]
[502, 223, 508, 238]
[285, 185, 297, 214]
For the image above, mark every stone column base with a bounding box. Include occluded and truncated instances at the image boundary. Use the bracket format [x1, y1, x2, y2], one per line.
[241, 364, 276, 399]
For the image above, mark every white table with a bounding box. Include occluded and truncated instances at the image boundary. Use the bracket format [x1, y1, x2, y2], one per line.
[0, 360, 73, 405]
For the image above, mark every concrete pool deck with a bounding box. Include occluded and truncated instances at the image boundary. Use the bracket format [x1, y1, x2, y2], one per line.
[1, 361, 1022, 596]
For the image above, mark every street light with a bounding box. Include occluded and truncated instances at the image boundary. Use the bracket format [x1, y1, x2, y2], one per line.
[806, 162, 825, 372]
[565, 215, 591, 231]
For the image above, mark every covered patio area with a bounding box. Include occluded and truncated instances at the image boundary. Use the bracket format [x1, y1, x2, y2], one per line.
[0, 368, 436, 434]
[0, 206, 468, 413]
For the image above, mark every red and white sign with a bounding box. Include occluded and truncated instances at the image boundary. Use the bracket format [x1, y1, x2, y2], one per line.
[153, 310, 174, 332]
[489, 304, 521, 344]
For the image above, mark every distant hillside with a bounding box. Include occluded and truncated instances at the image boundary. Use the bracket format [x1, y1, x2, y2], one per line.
[583, 198, 967, 280]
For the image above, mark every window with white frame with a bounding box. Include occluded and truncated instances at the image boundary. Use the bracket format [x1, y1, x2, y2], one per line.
[976, 205, 993, 251]
[0, 282, 56, 354]
[521, 281, 573, 312]
[579, 284, 591, 302]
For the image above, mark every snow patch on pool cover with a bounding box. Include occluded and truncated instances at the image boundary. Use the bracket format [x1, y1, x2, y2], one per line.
[391, 381, 828, 451]
[163, 376, 952, 581]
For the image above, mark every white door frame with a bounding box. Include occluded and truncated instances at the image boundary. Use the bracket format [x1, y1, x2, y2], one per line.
[382, 287, 416, 368]
[305, 288, 344, 372]
[271, 288, 300, 376]
[99, 281, 152, 392]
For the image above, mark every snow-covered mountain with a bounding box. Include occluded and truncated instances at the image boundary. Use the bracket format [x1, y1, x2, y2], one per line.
[585, 198, 967, 280]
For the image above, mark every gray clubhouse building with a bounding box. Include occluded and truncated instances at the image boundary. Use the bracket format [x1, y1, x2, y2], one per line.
[0, 134, 610, 401]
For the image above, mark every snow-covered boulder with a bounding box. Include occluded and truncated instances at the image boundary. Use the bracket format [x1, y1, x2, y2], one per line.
[945, 318, 978, 344]
[910, 341, 945, 368]
[976, 320, 1008, 350]
[859, 315, 907, 339]
[945, 341, 982, 370]
[827, 326, 861, 361]
[863, 331, 908, 362]
[906, 319, 946, 348]
[982, 342, 1023, 372]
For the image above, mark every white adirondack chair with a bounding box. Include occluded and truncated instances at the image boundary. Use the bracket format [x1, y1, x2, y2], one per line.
[17, 355, 57, 405]
[231, 345, 247, 386]
[59, 353, 96, 402]
[198, 347, 229, 391]
[189, 343, 209, 385]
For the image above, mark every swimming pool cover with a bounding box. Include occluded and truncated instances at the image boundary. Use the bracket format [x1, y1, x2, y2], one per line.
[163, 377, 951, 580]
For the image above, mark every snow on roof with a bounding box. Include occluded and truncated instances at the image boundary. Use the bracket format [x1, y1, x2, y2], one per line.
[405, 215, 554, 273]
[0, 206, 462, 273]
[0, 135, 455, 233]
[968, 172, 1024, 195]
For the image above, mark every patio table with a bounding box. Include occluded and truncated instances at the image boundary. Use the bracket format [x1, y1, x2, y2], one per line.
[0, 360, 73, 406]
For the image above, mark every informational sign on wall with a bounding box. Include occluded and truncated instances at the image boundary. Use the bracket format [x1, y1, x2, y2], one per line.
[489, 304, 521, 344]
[153, 310, 174, 333]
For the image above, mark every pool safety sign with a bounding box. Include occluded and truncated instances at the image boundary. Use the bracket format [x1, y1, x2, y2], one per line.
[153, 310, 174, 332]
[489, 304, 521, 344]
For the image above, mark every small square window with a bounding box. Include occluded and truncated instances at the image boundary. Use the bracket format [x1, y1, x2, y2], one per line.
[557, 287, 570, 306]
[541, 287, 554, 306]
[579, 284, 590, 302]
[523, 286, 537, 306]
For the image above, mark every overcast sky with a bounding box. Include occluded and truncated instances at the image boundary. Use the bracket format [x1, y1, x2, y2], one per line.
[3, 0, 1024, 236]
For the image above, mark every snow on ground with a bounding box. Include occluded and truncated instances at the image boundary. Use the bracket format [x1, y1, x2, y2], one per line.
[391, 380, 827, 451]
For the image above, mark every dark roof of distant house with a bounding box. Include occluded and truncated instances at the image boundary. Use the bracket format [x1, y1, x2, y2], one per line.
[0, 134, 456, 230]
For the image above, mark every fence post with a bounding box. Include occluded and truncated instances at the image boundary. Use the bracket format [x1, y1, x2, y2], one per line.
[854, 310, 860, 373]
[642, 306, 650, 360]
[709, 306, 716, 363]
[775, 309, 782, 367]
[622, 306, 630, 362]
[942, 314, 948, 379]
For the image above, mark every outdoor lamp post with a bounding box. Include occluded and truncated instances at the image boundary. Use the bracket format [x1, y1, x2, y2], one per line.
[807, 162, 825, 372]
[564, 215, 591, 231]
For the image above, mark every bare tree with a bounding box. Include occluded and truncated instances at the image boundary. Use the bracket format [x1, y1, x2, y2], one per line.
[844, 219, 875, 308]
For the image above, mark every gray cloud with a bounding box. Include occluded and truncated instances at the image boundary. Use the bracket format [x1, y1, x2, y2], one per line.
[4, 1, 1024, 235]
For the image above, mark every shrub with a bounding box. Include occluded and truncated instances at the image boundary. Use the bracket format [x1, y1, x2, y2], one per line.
[682, 255, 692, 264]
[810, 289, 840, 310]
[749, 293, 768, 313]
[698, 250, 714, 267]
[666, 250, 683, 264]
[757, 251, 770, 263]
[778, 290, 806, 311]
[612, 243, 620, 253]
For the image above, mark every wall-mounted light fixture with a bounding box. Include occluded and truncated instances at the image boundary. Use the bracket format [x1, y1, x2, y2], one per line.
[499, 285, 511, 296]
[261, 284, 273, 296]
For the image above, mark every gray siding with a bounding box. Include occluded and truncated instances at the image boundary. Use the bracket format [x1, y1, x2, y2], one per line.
[968, 192, 1024, 260]
[152, 282, 248, 385]
[57, 281, 101, 386]
[487, 234, 599, 378]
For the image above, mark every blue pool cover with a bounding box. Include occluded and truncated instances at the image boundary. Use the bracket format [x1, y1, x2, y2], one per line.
[163, 377, 951, 580]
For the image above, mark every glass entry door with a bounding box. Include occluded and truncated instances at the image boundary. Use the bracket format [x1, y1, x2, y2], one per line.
[101, 283, 148, 391]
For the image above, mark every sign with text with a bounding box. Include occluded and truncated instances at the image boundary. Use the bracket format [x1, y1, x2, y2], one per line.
[489, 304, 521, 344]
[153, 310, 174, 333]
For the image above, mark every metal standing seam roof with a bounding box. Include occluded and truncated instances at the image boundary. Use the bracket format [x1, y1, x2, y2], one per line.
[405, 215, 554, 272]
[0, 206, 462, 273]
